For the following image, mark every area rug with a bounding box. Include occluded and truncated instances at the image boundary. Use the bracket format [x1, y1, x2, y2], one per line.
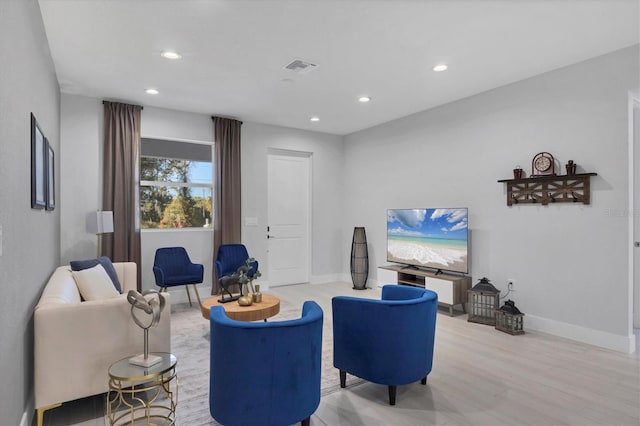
[168, 299, 364, 425]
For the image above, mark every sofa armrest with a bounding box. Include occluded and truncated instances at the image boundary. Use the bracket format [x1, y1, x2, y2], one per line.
[34, 292, 170, 409]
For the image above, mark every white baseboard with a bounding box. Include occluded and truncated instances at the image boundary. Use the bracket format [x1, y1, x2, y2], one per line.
[524, 314, 636, 354]
[21, 392, 33, 426]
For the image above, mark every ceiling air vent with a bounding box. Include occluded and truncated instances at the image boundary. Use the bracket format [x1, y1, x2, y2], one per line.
[283, 59, 318, 74]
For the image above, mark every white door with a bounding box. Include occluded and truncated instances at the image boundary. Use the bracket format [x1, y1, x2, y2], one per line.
[267, 151, 311, 286]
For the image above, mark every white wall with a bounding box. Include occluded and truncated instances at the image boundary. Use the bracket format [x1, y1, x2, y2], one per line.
[343, 45, 640, 352]
[60, 94, 103, 264]
[0, 1, 61, 424]
[241, 122, 345, 286]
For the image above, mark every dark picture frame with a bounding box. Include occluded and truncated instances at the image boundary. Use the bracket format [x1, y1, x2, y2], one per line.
[31, 113, 46, 209]
[45, 138, 55, 211]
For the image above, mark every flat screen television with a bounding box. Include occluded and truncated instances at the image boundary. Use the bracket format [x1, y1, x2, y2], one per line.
[387, 208, 469, 274]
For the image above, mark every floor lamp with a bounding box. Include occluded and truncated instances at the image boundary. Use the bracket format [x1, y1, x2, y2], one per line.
[87, 211, 114, 257]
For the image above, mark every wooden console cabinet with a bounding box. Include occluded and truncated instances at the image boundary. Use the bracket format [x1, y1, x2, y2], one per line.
[378, 265, 471, 316]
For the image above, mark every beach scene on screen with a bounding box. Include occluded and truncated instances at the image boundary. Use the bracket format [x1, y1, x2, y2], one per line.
[387, 208, 468, 273]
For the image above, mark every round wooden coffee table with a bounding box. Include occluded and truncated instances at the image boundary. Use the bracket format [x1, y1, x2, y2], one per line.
[201, 294, 280, 322]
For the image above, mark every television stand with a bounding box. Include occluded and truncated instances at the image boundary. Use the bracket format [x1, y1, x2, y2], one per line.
[378, 265, 471, 316]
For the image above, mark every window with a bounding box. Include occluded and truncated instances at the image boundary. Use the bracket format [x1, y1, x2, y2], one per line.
[140, 138, 213, 229]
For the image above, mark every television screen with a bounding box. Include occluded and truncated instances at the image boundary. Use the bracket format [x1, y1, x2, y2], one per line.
[387, 208, 468, 274]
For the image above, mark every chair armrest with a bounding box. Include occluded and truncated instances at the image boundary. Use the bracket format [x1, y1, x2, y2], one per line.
[214, 260, 223, 279]
[153, 266, 164, 286]
[186, 263, 204, 281]
[382, 284, 430, 301]
[248, 259, 259, 278]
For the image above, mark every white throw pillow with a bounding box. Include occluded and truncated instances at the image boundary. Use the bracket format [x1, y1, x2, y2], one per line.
[72, 264, 120, 301]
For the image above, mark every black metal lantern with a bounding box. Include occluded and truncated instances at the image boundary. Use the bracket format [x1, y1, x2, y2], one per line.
[495, 300, 525, 335]
[467, 277, 500, 325]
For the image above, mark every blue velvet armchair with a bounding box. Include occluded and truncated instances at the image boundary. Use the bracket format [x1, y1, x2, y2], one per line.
[153, 247, 203, 306]
[209, 301, 323, 426]
[215, 244, 258, 299]
[332, 284, 438, 405]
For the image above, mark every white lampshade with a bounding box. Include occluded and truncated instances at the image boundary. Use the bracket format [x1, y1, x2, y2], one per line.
[87, 211, 114, 234]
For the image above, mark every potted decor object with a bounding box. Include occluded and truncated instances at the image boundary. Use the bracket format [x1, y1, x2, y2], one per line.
[237, 258, 261, 306]
[350, 227, 368, 290]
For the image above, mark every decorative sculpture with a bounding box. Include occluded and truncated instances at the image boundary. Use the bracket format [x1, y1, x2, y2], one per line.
[127, 289, 166, 367]
[219, 273, 242, 303]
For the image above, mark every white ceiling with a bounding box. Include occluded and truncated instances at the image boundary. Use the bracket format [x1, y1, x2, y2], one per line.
[39, 0, 639, 135]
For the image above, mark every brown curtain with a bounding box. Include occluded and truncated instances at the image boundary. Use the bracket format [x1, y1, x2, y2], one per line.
[102, 101, 143, 290]
[212, 116, 242, 294]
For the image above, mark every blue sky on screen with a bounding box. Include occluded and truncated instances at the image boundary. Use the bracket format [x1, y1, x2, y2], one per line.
[388, 208, 468, 240]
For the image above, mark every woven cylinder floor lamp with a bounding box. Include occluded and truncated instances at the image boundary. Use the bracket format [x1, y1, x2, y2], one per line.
[350, 227, 368, 290]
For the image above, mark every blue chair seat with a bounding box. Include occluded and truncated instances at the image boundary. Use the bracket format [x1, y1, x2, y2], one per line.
[161, 274, 202, 286]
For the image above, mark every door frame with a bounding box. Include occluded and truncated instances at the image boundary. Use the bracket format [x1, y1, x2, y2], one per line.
[266, 148, 312, 286]
[630, 91, 640, 332]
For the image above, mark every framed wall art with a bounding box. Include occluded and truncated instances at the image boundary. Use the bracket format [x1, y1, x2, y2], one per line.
[46, 138, 55, 211]
[31, 113, 46, 209]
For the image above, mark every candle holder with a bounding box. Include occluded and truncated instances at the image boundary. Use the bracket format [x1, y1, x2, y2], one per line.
[565, 160, 576, 175]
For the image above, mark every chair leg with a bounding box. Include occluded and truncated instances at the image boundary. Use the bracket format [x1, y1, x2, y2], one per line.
[339, 370, 346, 388]
[185, 286, 192, 307]
[37, 403, 61, 426]
[301, 417, 310, 426]
[388, 385, 397, 405]
[192, 284, 202, 306]
[421, 376, 427, 385]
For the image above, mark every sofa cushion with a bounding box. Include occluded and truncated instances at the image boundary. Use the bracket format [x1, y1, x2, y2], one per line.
[70, 256, 121, 292]
[72, 264, 120, 301]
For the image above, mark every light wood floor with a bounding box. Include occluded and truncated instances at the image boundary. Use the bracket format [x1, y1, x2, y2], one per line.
[43, 282, 639, 426]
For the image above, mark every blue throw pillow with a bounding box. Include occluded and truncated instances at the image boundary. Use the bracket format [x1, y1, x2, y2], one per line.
[70, 256, 122, 292]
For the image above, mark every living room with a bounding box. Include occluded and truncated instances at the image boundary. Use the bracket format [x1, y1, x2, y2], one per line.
[1, 1, 639, 426]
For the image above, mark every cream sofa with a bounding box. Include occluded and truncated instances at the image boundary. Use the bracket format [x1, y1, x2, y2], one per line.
[34, 262, 171, 425]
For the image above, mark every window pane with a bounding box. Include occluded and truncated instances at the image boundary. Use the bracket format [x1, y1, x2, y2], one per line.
[141, 186, 212, 229]
[141, 157, 212, 184]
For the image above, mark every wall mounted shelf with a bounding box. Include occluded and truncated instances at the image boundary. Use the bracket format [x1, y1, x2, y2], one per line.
[497, 173, 597, 206]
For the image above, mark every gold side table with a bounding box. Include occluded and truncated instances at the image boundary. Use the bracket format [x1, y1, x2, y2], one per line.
[107, 352, 178, 425]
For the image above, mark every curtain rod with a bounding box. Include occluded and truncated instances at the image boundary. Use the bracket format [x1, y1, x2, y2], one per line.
[102, 100, 144, 110]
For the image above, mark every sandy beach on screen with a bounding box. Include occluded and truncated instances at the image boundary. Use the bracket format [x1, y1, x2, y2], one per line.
[387, 240, 467, 272]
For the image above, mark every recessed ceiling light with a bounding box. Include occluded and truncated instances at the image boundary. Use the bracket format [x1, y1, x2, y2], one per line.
[433, 64, 448, 72]
[358, 96, 371, 103]
[145, 88, 159, 95]
[310, 116, 320, 122]
[161, 51, 182, 60]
